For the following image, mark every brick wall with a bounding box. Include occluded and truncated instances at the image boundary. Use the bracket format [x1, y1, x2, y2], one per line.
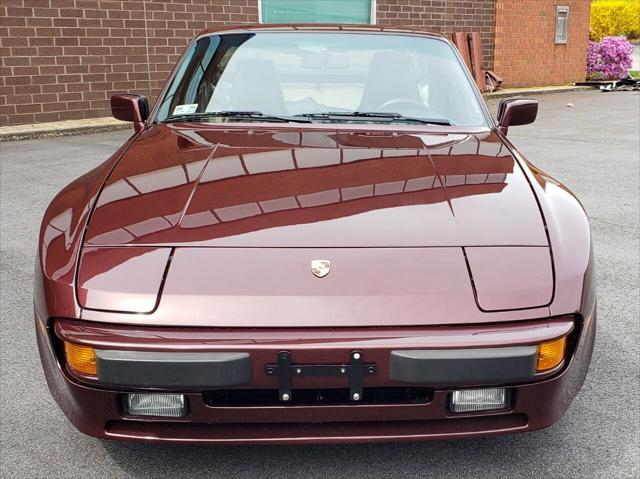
[1, 1, 590, 126]
[376, 0, 496, 70]
[1, 0, 500, 126]
[0, 0, 258, 126]
[493, 0, 590, 88]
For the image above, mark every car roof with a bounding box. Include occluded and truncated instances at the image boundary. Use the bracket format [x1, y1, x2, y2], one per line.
[196, 23, 445, 40]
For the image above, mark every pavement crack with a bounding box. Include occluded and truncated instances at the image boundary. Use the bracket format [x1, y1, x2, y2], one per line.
[588, 216, 639, 231]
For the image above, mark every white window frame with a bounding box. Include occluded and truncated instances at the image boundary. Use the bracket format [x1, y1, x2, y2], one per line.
[555, 5, 569, 44]
[258, 0, 377, 24]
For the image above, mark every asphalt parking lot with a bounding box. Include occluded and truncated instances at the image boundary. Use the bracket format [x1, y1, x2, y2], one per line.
[1, 90, 638, 478]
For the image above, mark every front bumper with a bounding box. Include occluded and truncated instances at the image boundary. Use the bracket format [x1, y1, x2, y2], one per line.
[36, 313, 595, 444]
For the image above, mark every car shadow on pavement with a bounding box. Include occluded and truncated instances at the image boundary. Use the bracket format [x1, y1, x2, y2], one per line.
[98, 425, 567, 479]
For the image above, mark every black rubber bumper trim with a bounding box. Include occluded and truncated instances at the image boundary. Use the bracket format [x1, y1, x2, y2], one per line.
[95, 350, 251, 388]
[389, 346, 538, 385]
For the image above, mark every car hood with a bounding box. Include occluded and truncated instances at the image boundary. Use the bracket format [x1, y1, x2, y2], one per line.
[77, 124, 554, 326]
[85, 124, 548, 248]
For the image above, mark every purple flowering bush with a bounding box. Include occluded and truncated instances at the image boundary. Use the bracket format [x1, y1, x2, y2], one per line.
[587, 36, 634, 80]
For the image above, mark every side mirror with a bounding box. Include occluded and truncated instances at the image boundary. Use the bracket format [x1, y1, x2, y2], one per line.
[497, 98, 538, 136]
[111, 94, 149, 133]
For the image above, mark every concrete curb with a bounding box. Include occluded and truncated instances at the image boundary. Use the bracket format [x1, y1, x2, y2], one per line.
[483, 85, 595, 99]
[0, 118, 131, 142]
[0, 85, 597, 141]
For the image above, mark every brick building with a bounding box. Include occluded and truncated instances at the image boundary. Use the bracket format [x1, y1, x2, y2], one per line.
[0, 0, 590, 126]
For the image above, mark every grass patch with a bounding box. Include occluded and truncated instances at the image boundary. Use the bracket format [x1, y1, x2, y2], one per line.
[630, 70, 640, 78]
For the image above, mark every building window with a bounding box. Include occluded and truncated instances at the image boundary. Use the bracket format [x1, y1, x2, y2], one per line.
[260, 0, 374, 24]
[555, 6, 569, 44]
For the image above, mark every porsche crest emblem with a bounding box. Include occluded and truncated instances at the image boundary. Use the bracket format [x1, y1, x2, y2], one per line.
[311, 260, 331, 278]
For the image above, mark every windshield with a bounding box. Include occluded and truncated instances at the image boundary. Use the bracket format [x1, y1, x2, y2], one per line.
[156, 32, 487, 127]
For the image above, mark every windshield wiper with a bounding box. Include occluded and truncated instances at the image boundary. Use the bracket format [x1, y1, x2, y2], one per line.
[294, 111, 452, 126]
[162, 111, 311, 124]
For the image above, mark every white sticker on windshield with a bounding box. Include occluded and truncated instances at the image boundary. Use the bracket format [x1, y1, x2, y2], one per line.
[173, 104, 198, 115]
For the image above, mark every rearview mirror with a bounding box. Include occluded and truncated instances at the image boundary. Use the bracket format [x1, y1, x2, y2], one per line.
[497, 98, 538, 136]
[111, 94, 149, 133]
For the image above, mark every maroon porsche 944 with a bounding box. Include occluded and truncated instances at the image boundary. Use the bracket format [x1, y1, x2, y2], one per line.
[35, 25, 595, 444]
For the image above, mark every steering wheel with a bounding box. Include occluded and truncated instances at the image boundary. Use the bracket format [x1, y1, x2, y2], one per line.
[376, 98, 433, 114]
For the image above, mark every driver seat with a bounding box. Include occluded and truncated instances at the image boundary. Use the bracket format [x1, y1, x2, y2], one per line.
[358, 52, 421, 112]
[227, 60, 288, 116]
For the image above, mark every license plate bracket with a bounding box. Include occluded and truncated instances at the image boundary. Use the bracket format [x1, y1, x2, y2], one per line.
[265, 351, 376, 402]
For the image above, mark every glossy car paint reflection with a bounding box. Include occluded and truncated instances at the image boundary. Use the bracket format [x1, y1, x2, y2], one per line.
[36, 137, 135, 320]
[84, 125, 547, 248]
[71, 123, 558, 324]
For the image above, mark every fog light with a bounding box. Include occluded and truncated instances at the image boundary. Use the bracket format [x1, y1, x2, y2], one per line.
[450, 387, 507, 413]
[64, 341, 96, 376]
[537, 336, 566, 371]
[126, 393, 187, 418]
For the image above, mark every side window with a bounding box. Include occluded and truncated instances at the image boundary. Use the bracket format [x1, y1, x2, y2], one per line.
[156, 42, 198, 119]
[156, 36, 221, 118]
[184, 44, 217, 104]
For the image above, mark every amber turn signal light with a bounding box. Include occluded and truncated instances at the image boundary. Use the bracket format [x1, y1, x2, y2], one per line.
[64, 341, 97, 376]
[536, 336, 566, 371]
